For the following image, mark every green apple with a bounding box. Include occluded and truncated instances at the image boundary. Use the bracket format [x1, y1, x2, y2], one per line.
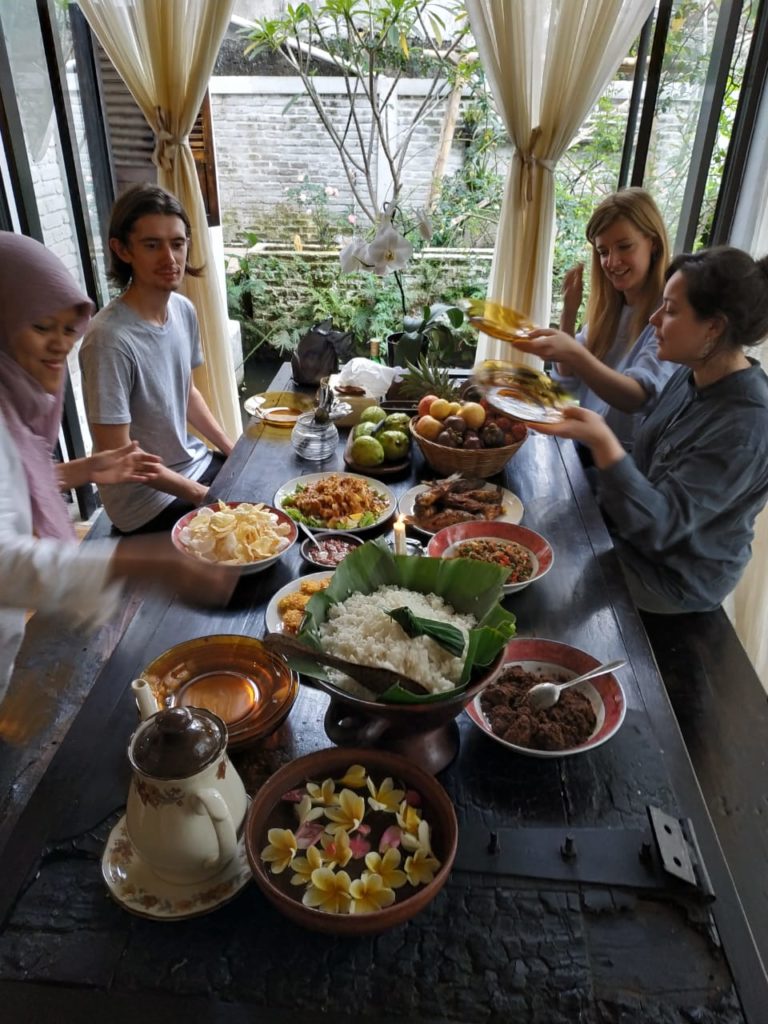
[378, 429, 410, 462]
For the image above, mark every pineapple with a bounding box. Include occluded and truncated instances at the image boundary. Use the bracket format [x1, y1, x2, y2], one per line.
[398, 356, 460, 401]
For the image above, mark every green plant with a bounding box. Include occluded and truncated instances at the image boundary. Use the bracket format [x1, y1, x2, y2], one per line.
[390, 302, 465, 367]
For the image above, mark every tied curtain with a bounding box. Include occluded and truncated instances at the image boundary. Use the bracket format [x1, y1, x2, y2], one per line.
[78, 0, 241, 442]
[466, 0, 654, 367]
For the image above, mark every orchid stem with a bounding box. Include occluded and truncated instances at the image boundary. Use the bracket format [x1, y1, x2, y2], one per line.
[394, 270, 407, 318]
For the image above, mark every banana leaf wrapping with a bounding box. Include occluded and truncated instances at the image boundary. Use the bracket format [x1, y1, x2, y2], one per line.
[293, 540, 516, 703]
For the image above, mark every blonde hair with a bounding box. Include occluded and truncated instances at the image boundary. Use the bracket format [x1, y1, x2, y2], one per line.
[584, 187, 669, 361]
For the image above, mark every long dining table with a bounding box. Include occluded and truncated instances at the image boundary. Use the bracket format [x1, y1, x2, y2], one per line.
[0, 362, 766, 1024]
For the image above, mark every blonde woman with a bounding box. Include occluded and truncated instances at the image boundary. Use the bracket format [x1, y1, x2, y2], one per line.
[517, 187, 675, 453]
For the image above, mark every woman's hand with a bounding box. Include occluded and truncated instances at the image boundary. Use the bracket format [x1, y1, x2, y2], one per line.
[87, 441, 163, 485]
[109, 535, 238, 607]
[58, 441, 163, 490]
[525, 406, 626, 469]
[515, 328, 583, 366]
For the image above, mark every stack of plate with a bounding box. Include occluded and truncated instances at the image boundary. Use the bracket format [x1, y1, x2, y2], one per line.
[142, 635, 298, 749]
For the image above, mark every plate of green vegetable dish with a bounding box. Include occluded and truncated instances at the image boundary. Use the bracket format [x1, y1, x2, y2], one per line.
[274, 472, 397, 532]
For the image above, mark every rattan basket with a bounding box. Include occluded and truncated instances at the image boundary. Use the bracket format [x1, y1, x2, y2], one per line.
[409, 417, 527, 478]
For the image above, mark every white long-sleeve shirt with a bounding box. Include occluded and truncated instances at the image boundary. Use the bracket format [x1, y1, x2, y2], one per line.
[0, 414, 122, 700]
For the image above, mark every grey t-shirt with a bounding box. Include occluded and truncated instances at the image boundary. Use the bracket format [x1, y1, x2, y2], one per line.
[80, 293, 211, 531]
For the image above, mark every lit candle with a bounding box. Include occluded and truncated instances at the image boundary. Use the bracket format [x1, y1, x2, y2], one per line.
[393, 514, 407, 556]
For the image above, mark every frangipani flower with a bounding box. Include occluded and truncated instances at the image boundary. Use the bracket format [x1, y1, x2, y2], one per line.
[320, 826, 353, 868]
[324, 788, 366, 832]
[364, 847, 407, 890]
[303, 867, 352, 914]
[404, 847, 441, 887]
[338, 764, 368, 789]
[289, 843, 324, 886]
[349, 872, 396, 914]
[401, 817, 433, 855]
[261, 827, 298, 874]
[306, 777, 337, 806]
[396, 799, 423, 838]
[296, 794, 325, 826]
[367, 775, 405, 813]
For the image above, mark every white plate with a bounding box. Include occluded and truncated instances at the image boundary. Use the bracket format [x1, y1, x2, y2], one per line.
[101, 815, 251, 920]
[265, 571, 334, 634]
[274, 472, 397, 533]
[398, 483, 524, 536]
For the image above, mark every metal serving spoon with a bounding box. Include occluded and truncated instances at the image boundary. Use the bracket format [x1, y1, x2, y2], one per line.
[262, 632, 430, 698]
[297, 520, 320, 552]
[526, 658, 626, 711]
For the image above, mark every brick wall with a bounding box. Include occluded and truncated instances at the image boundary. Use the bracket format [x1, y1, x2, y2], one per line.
[210, 77, 472, 243]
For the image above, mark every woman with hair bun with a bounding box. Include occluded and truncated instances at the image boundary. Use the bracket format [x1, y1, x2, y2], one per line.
[528, 246, 768, 614]
[516, 187, 675, 452]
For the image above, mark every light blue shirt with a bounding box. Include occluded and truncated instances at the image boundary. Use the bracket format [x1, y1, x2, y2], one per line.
[551, 307, 675, 451]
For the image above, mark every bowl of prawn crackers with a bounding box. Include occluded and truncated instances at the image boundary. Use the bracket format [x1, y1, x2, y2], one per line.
[172, 500, 298, 574]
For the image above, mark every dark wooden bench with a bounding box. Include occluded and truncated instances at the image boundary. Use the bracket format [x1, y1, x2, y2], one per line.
[642, 608, 768, 970]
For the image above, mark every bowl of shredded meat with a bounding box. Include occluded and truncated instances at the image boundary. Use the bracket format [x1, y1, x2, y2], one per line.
[466, 637, 627, 757]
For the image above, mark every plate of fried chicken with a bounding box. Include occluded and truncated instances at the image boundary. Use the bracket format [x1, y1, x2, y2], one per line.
[398, 473, 524, 535]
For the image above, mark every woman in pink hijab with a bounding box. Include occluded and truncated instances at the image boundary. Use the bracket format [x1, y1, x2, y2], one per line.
[0, 232, 234, 705]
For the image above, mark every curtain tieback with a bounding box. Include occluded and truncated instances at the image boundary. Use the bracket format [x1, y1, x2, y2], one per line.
[516, 128, 554, 202]
[151, 107, 188, 172]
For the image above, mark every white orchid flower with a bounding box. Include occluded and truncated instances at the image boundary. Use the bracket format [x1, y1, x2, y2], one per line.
[339, 237, 370, 273]
[415, 207, 433, 241]
[366, 220, 413, 276]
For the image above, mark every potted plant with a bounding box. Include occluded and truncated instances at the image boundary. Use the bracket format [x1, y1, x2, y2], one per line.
[386, 302, 465, 368]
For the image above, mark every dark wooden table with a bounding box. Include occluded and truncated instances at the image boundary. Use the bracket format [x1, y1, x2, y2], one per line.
[0, 363, 765, 1024]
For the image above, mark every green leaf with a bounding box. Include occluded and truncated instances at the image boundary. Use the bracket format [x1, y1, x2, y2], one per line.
[386, 606, 466, 657]
[298, 540, 515, 703]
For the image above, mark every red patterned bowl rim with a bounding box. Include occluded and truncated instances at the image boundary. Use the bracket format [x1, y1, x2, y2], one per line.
[465, 637, 627, 757]
[426, 520, 554, 590]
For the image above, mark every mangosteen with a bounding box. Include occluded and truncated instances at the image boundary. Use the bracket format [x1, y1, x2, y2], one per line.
[463, 435, 482, 450]
[444, 415, 467, 435]
[437, 430, 458, 448]
[481, 422, 506, 448]
[460, 382, 484, 403]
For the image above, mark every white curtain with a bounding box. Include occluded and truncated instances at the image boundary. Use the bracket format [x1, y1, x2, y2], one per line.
[79, 0, 241, 442]
[723, 78, 768, 690]
[466, 0, 654, 367]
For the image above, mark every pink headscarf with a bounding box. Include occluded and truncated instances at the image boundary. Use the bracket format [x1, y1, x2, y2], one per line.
[0, 232, 95, 539]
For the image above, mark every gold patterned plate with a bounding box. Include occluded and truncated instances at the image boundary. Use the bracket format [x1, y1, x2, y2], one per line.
[101, 816, 251, 920]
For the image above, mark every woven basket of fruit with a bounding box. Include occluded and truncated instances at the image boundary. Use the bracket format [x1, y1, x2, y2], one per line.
[410, 397, 527, 478]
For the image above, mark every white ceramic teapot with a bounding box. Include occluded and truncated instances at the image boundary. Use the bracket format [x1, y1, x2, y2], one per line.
[126, 681, 248, 886]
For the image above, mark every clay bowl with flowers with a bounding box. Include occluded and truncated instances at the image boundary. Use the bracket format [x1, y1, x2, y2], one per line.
[263, 540, 515, 775]
[244, 747, 457, 935]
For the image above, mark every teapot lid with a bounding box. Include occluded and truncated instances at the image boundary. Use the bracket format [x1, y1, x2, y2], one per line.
[130, 706, 226, 779]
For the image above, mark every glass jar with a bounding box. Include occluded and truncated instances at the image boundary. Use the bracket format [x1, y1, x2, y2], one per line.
[290, 411, 339, 461]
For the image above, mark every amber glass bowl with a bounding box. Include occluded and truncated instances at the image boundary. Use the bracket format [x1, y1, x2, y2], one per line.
[141, 634, 298, 749]
[245, 747, 458, 934]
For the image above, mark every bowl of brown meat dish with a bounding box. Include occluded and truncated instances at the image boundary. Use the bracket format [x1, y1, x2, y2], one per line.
[465, 638, 627, 757]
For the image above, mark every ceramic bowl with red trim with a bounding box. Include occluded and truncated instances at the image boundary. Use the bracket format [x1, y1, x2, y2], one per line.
[426, 519, 553, 594]
[466, 637, 627, 758]
[172, 500, 298, 575]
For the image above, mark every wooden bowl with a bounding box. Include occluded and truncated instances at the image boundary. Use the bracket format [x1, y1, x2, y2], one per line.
[244, 747, 457, 934]
[409, 417, 526, 478]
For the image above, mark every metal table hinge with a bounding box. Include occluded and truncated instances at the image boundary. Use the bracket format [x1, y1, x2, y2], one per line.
[455, 805, 716, 903]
